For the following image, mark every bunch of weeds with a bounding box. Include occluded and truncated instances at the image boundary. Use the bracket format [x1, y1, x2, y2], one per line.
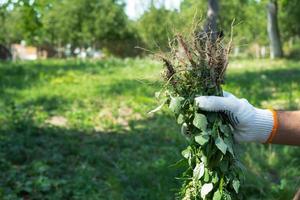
[151, 23, 244, 200]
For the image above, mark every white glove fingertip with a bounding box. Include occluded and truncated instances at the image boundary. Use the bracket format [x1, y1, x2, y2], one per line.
[223, 91, 234, 98]
[195, 95, 239, 112]
[195, 96, 217, 112]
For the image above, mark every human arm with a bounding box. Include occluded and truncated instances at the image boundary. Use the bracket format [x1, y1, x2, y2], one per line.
[273, 111, 300, 146]
[195, 92, 300, 146]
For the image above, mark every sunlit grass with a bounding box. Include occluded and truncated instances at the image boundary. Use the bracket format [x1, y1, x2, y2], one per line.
[0, 58, 299, 199]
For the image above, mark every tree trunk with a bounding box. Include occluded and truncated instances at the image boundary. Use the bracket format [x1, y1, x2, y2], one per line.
[267, 0, 283, 59]
[204, 0, 219, 41]
[0, 44, 12, 60]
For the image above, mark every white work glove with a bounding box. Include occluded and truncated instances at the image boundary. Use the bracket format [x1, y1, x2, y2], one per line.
[195, 91, 276, 143]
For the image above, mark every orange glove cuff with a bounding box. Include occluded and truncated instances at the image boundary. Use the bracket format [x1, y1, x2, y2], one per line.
[265, 109, 278, 144]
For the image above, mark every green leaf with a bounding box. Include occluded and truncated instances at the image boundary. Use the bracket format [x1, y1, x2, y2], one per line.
[212, 173, 219, 184]
[193, 162, 205, 180]
[193, 113, 208, 130]
[220, 159, 228, 172]
[201, 155, 208, 164]
[213, 190, 222, 200]
[223, 192, 232, 200]
[224, 138, 234, 156]
[201, 183, 213, 199]
[169, 97, 184, 114]
[207, 112, 217, 123]
[215, 137, 227, 155]
[204, 168, 210, 182]
[220, 124, 231, 137]
[195, 135, 209, 145]
[232, 179, 240, 194]
[202, 130, 211, 136]
[181, 147, 191, 159]
[177, 114, 184, 124]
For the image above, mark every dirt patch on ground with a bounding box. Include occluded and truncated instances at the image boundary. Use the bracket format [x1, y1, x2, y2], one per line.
[95, 105, 143, 131]
[45, 116, 68, 127]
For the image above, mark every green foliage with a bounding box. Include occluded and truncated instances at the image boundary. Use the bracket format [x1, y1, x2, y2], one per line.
[2, 0, 50, 45]
[195, 135, 209, 146]
[279, 0, 300, 39]
[0, 58, 300, 199]
[0, 2, 10, 44]
[0, 0, 140, 57]
[169, 96, 185, 114]
[193, 114, 208, 131]
[137, 6, 178, 51]
[215, 137, 228, 155]
[179, 0, 269, 44]
[139, 0, 300, 55]
[41, 0, 141, 56]
[179, 0, 207, 21]
[1, 0, 300, 57]
[220, 0, 268, 44]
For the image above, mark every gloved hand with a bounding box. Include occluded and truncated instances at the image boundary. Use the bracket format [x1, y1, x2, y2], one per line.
[195, 91, 278, 143]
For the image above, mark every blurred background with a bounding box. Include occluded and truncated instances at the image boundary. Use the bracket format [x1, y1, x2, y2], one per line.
[0, 0, 300, 199]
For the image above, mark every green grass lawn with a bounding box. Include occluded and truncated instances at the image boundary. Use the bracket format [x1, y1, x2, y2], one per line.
[0, 58, 299, 200]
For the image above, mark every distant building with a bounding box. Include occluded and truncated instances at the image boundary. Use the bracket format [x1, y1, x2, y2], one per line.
[11, 41, 48, 60]
[10, 41, 104, 60]
[12, 43, 38, 60]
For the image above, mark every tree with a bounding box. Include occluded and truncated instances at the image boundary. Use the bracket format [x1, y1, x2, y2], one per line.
[42, 0, 91, 55]
[0, 4, 7, 45]
[92, 0, 140, 56]
[4, 0, 44, 45]
[205, 0, 219, 41]
[137, 5, 178, 51]
[179, 0, 251, 41]
[279, 0, 300, 40]
[179, 0, 220, 41]
[179, 0, 206, 21]
[0, 0, 140, 57]
[41, 0, 138, 57]
[267, 0, 283, 58]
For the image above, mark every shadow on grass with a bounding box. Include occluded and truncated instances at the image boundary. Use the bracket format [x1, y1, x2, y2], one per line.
[0, 113, 185, 200]
[1, 61, 300, 199]
[99, 79, 161, 98]
[226, 67, 300, 109]
[97, 67, 300, 109]
[1, 111, 299, 200]
[21, 95, 70, 113]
